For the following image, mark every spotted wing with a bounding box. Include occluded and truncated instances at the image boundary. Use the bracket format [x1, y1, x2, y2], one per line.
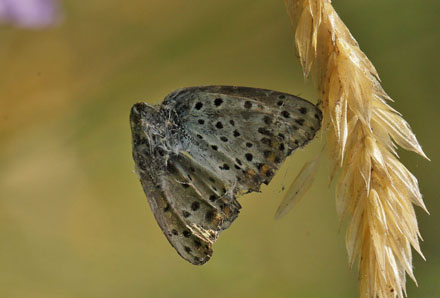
[133, 148, 241, 265]
[163, 86, 322, 194]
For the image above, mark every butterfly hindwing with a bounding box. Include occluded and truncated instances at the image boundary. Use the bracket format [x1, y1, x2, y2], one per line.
[163, 153, 241, 233]
[136, 168, 214, 265]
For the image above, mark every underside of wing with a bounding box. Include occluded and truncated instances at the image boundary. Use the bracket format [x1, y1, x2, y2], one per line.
[135, 149, 241, 265]
[163, 86, 322, 193]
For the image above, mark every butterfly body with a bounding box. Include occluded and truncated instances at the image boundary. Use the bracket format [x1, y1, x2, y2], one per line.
[130, 86, 322, 265]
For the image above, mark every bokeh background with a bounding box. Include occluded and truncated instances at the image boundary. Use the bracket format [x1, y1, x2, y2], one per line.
[1, 1, 439, 297]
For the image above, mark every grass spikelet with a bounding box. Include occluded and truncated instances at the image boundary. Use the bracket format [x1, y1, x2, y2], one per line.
[284, 1, 429, 297]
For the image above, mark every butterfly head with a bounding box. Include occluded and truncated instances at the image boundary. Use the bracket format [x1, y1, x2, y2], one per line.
[130, 102, 158, 125]
[130, 102, 162, 148]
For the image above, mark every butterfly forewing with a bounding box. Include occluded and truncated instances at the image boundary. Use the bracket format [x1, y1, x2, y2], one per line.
[131, 86, 322, 265]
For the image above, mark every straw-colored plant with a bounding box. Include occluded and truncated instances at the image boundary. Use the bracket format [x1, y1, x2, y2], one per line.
[283, 1, 429, 297]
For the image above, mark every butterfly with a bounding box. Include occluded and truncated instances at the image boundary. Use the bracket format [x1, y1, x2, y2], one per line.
[130, 86, 322, 265]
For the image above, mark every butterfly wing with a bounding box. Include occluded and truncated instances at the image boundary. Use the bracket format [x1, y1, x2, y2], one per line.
[133, 151, 241, 265]
[163, 86, 322, 193]
[131, 106, 241, 264]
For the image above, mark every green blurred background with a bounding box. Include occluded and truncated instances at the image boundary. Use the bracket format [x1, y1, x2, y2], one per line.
[0, 1, 439, 297]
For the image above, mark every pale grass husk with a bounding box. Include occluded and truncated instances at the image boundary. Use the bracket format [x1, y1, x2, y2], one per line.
[284, 1, 428, 297]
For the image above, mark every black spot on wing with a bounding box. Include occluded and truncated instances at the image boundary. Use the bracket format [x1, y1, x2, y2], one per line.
[191, 201, 200, 211]
[195, 102, 203, 110]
